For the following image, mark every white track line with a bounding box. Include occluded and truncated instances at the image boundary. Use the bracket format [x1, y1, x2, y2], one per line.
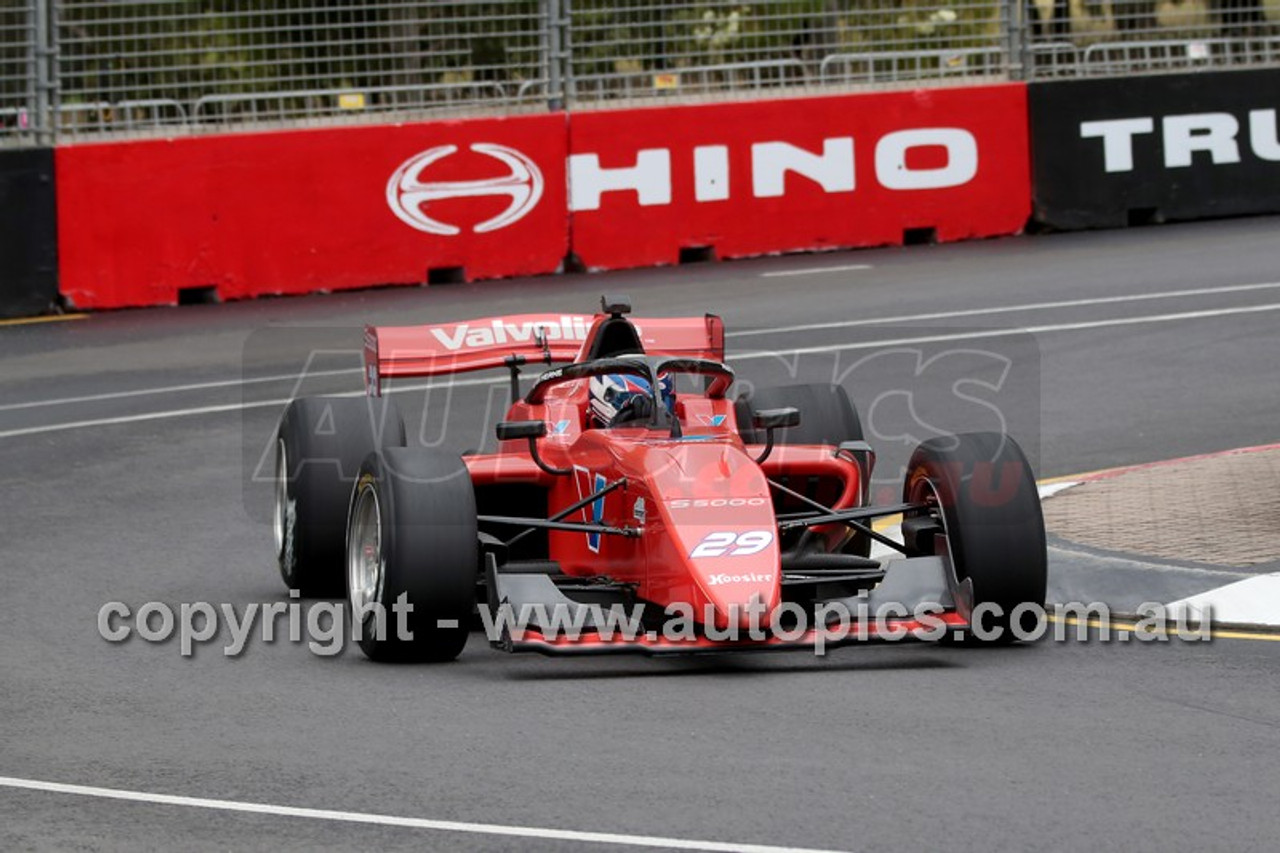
[0, 368, 360, 413]
[0, 776, 845, 853]
[724, 280, 1280, 337]
[729, 301, 1280, 361]
[1037, 481, 1080, 499]
[6, 300, 1280, 440]
[0, 375, 505, 440]
[1168, 574, 1280, 626]
[759, 264, 872, 278]
[8, 280, 1277, 413]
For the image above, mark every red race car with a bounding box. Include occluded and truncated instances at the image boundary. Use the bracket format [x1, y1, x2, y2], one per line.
[273, 296, 1046, 661]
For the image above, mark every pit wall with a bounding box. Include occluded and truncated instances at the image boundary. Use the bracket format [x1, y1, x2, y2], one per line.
[6, 68, 1276, 315]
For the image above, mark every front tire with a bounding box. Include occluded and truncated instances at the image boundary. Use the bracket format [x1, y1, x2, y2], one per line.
[903, 432, 1046, 642]
[274, 396, 405, 597]
[347, 448, 478, 663]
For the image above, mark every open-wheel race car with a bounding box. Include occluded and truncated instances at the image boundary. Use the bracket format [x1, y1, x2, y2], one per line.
[273, 296, 1047, 661]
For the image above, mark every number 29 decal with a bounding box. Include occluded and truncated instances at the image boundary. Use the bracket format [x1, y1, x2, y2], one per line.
[690, 530, 774, 558]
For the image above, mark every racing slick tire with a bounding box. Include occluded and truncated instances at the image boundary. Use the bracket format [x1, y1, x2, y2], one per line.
[902, 432, 1047, 643]
[347, 447, 478, 663]
[274, 396, 405, 597]
[736, 383, 869, 557]
[735, 383, 863, 446]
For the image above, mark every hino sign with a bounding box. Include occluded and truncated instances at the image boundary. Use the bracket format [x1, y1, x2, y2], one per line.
[567, 128, 979, 211]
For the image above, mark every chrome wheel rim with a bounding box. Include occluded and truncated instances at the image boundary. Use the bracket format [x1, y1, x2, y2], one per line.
[906, 472, 962, 587]
[906, 474, 947, 537]
[347, 484, 383, 617]
[273, 438, 287, 558]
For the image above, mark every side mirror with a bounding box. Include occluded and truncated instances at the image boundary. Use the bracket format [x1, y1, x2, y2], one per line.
[495, 420, 568, 476]
[495, 420, 547, 442]
[752, 407, 800, 432]
[751, 407, 799, 464]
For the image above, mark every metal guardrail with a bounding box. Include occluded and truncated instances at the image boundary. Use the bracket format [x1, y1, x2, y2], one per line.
[55, 99, 187, 133]
[189, 82, 517, 126]
[819, 47, 1009, 84]
[570, 58, 809, 101]
[1081, 36, 1280, 75]
[1025, 41, 1082, 78]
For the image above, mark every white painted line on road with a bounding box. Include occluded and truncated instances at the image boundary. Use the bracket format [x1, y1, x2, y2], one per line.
[8, 300, 1280, 439]
[726, 280, 1280, 337]
[760, 264, 872, 278]
[730, 301, 1280, 361]
[1038, 481, 1080, 499]
[0, 400, 288, 439]
[0, 375, 506, 440]
[1168, 574, 1280, 626]
[0, 775, 847, 853]
[7, 280, 1279, 413]
[0, 367, 360, 413]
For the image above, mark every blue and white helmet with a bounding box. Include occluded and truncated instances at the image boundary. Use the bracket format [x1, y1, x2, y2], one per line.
[589, 372, 674, 428]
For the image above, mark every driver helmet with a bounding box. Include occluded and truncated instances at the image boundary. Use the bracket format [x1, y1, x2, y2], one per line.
[589, 372, 675, 428]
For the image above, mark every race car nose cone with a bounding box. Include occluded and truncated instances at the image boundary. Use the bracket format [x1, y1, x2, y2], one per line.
[704, 584, 777, 633]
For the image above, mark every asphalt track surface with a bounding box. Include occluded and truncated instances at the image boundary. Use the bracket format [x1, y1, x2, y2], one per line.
[3, 216, 1280, 851]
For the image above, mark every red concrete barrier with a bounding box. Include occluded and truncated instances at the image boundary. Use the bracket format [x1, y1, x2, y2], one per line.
[53, 85, 1031, 310]
[568, 84, 1031, 269]
[56, 114, 569, 309]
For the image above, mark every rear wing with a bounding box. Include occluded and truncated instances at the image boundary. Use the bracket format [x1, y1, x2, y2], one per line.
[363, 312, 725, 395]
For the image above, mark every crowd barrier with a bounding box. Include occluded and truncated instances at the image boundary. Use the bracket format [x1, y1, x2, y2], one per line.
[55, 85, 1029, 310]
[33, 69, 1280, 312]
[568, 85, 1029, 270]
[1030, 68, 1280, 230]
[0, 148, 58, 318]
[56, 114, 568, 309]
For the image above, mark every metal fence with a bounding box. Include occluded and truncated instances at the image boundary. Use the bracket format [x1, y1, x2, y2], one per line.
[1026, 0, 1280, 76]
[2, 0, 1278, 145]
[1, 2, 39, 142]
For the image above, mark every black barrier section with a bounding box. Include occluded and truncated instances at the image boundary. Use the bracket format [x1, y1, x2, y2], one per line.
[0, 148, 58, 318]
[1030, 69, 1280, 230]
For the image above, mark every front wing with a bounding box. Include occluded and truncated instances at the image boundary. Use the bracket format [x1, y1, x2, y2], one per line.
[484, 553, 974, 656]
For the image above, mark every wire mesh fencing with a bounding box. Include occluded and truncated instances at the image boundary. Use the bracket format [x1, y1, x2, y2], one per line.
[1, 0, 1279, 145]
[1, 1, 40, 142]
[53, 1, 552, 137]
[1026, 0, 1280, 77]
[565, 0, 1012, 102]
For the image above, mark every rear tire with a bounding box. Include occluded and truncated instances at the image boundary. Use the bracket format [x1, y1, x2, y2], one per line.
[274, 396, 405, 597]
[735, 383, 863, 446]
[347, 448, 478, 663]
[902, 432, 1046, 642]
[736, 383, 868, 556]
